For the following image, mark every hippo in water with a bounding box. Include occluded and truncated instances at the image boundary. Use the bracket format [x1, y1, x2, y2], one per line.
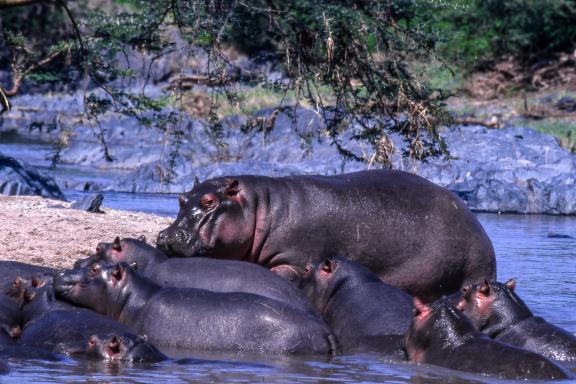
[74, 236, 316, 314]
[18, 283, 136, 355]
[54, 262, 337, 355]
[456, 279, 576, 362]
[404, 298, 572, 380]
[299, 256, 412, 353]
[83, 333, 167, 362]
[156, 170, 496, 300]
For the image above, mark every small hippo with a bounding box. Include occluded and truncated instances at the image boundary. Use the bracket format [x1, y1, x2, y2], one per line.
[54, 262, 337, 355]
[0, 261, 55, 290]
[84, 333, 167, 362]
[456, 279, 576, 362]
[156, 171, 496, 300]
[0, 288, 23, 343]
[19, 284, 136, 354]
[299, 256, 412, 353]
[404, 298, 572, 380]
[75, 236, 316, 314]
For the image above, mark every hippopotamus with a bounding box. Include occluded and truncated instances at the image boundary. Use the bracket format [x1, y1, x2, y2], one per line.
[0, 288, 23, 343]
[156, 170, 496, 300]
[18, 284, 136, 355]
[74, 236, 315, 314]
[456, 279, 576, 362]
[0, 261, 55, 290]
[54, 262, 337, 354]
[404, 298, 572, 380]
[299, 256, 412, 353]
[84, 333, 167, 362]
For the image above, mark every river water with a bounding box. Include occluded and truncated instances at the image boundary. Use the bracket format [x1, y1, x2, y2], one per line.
[1, 134, 575, 382]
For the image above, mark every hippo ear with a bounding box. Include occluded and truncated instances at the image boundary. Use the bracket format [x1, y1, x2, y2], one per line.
[108, 336, 120, 355]
[112, 264, 125, 283]
[113, 237, 122, 252]
[11, 277, 23, 289]
[224, 179, 241, 197]
[412, 297, 428, 317]
[194, 176, 201, 188]
[23, 289, 36, 303]
[320, 258, 333, 274]
[9, 325, 21, 339]
[479, 280, 491, 296]
[505, 278, 516, 290]
[138, 235, 147, 243]
[88, 335, 98, 349]
[456, 298, 466, 311]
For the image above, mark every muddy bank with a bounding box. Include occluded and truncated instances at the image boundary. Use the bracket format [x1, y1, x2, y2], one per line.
[0, 195, 172, 269]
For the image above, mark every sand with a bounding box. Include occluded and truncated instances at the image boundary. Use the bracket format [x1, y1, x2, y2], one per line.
[0, 195, 173, 269]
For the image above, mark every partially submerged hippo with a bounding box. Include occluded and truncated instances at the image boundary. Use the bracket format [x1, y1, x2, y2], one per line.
[156, 170, 496, 300]
[54, 262, 337, 355]
[299, 256, 412, 353]
[19, 284, 136, 354]
[404, 298, 572, 380]
[457, 279, 576, 362]
[74, 236, 315, 314]
[84, 333, 167, 362]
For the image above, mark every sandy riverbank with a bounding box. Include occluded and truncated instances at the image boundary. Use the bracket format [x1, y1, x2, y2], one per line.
[0, 195, 172, 269]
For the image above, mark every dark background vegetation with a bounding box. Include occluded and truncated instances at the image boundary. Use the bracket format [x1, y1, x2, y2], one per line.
[1, 0, 575, 165]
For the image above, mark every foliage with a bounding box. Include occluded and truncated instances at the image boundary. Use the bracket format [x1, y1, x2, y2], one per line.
[1, 0, 456, 170]
[419, 0, 576, 67]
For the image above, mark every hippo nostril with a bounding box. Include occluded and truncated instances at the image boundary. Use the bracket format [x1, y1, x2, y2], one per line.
[156, 230, 168, 250]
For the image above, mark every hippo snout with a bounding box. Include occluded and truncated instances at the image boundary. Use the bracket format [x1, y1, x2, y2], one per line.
[156, 229, 170, 251]
[156, 228, 193, 256]
[53, 269, 84, 296]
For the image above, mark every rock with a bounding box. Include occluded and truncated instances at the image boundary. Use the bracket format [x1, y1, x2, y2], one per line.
[2, 90, 576, 214]
[547, 232, 573, 239]
[0, 153, 66, 201]
[556, 96, 576, 112]
[69, 193, 104, 213]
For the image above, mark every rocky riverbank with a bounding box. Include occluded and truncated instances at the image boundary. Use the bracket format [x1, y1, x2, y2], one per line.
[1, 90, 575, 214]
[0, 195, 171, 269]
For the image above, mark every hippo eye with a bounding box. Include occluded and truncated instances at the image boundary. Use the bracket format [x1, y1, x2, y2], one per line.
[200, 194, 217, 209]
[89, 265, 101, 277]
[88, 336, 97, 349]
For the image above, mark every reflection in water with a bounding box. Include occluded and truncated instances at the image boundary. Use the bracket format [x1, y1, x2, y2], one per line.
[2, 192, 576, 383]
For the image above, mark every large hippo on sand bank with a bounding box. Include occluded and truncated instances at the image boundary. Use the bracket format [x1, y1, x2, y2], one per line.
[157, 170, 496, 300]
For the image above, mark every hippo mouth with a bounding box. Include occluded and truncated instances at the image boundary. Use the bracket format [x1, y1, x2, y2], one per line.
[53, 271, 84, 298]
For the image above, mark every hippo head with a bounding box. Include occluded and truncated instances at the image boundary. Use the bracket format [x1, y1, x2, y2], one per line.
[54, 262, 124, 315]
[20, 284, 59, 323]
[6, 276, 31, 301]
[299, 256, 351, 314]
[403, 297, 476, 363]
[75, 236, 160, 271]
[86, 333, 167, 362]
[156, 177, 256, 259]
[456, 279, 532, 336]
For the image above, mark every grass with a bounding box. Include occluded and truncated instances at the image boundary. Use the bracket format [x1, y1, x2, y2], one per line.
[515, 119, 575, 151]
